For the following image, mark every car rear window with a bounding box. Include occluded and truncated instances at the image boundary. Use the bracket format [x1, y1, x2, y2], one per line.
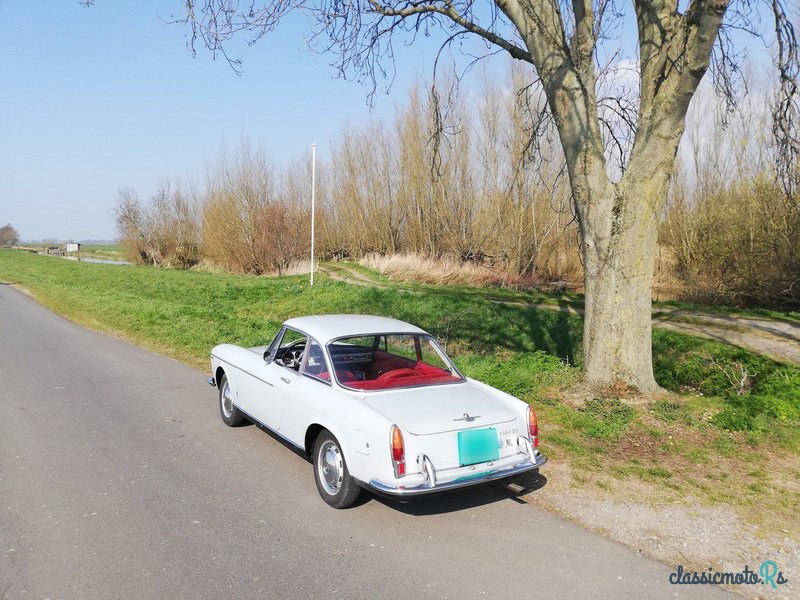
[327, 334, 464, 391]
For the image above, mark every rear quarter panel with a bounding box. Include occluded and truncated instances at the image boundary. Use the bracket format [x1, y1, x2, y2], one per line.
[281, 377, 396, 484]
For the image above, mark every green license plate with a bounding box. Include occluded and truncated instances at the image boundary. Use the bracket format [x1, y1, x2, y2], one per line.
[457, 428, 500, 466]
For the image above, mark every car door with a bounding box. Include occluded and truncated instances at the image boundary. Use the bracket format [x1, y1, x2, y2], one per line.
[242, 327, 305, 430]
[280, 337, 334, 445]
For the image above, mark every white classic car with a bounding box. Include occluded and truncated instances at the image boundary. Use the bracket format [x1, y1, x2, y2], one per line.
[208, 315, 546, 508]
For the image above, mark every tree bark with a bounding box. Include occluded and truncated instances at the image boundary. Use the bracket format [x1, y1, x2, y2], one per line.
[580, 183, 662, 392]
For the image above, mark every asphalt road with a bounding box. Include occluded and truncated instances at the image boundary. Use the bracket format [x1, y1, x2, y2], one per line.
[0, 285, 732, 600]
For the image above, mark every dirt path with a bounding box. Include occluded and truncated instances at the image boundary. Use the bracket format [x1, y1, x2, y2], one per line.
[318, 264, 800, 366]
[653, 309, 800, 365]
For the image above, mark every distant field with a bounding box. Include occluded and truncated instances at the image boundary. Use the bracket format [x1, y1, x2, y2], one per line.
[78, 243, 123, 254]
[1, 248, 797, 530]
[16, 242, 123, 257]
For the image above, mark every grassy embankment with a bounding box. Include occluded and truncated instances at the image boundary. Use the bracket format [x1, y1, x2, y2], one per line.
[1, 249, 798, 531]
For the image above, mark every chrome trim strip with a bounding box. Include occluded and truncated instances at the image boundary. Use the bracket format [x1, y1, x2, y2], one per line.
[368, 453, 547, 497]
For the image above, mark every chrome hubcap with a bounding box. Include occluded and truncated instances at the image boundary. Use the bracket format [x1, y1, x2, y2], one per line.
[221, 382, 233, 418]
[317, 440, 343, 496]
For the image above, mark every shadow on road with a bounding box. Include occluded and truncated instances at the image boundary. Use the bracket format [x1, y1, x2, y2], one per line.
[368, 470, 548, 515]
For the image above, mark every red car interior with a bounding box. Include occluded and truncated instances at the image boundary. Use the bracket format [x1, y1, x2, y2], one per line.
[341, 362, 462, 390]
[304, 337, 462, 390]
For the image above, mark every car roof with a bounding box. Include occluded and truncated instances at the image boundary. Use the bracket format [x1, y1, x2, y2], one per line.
[282, 314, 427, 345]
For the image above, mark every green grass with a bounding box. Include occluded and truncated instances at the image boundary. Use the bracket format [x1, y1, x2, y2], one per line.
[76, 243, 124, 259]
[2, 249, 799, 525]
[652, 329, 800, 434]
[77, 243, 123, 253]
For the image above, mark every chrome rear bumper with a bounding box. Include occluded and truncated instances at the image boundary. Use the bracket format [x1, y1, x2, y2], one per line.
[368, 452, 546, 497]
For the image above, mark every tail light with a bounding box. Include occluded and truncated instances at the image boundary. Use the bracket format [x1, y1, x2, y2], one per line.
[528, 406, 539, 449]
[390, 425, 406, 477]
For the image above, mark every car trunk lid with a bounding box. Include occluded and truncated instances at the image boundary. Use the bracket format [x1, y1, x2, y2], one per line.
[359, 381, 516, 435]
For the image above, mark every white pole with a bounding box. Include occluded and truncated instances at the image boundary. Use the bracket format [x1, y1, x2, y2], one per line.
[310, 143, 316, 287]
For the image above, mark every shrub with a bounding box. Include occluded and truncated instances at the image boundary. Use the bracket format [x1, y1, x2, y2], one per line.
[200, 143, 310, 275]
[662, 177, 800, 310]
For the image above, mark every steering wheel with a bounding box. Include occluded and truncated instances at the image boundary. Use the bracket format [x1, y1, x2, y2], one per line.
[376, 368, 417, 382]
[279, 340, 305, 369]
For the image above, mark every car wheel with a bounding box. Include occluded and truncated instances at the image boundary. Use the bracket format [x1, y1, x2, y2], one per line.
[313, 430, 361, 509]
[218, 373, 246, 427]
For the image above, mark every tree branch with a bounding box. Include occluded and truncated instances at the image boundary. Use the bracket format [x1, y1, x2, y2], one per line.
[570, 0, 596, 77]
[627, 0, 730, 179]
[366, 0, 535, 63]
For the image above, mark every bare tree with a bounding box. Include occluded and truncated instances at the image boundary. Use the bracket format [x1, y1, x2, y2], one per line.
[0, 223, 20, 247]
[114, 182, 201, 268]
[114, 187, 156, 264]
[91, 0, 798, 392]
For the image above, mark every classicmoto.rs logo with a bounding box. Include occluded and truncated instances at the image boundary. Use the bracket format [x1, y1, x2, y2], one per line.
[668, 561, 788, 589]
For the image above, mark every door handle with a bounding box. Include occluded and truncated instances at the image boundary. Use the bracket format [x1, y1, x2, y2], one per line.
[280, 377, 291, 384]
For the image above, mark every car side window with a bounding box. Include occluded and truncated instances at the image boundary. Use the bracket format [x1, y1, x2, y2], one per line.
[273, 327, 307, 371]
[264, 327, 285, 362]
[300, 338, 330, 383]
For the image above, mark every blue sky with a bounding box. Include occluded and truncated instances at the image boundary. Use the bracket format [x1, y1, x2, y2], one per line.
[0, 1, 453, 240]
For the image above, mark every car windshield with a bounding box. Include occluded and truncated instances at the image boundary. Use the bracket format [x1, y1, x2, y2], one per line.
[327, 333, 464, 391]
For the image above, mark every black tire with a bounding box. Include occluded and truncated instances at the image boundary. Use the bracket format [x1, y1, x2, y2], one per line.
[218, 372, 247, 427]
[312, 430, 361, 509]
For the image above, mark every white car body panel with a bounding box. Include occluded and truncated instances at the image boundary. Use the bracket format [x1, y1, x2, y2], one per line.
[209, 315, 546, 498]
[360, 382, 517, 435]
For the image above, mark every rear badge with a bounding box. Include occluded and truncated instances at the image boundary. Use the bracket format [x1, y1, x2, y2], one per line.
[453, 413, 480, 422]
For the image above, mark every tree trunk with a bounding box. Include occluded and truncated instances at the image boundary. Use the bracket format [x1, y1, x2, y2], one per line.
[579, 181, 663, 393]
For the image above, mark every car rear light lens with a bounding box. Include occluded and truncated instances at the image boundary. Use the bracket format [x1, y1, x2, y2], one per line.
[390, 425, 405, 477]
[528, 406, 539, 449]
